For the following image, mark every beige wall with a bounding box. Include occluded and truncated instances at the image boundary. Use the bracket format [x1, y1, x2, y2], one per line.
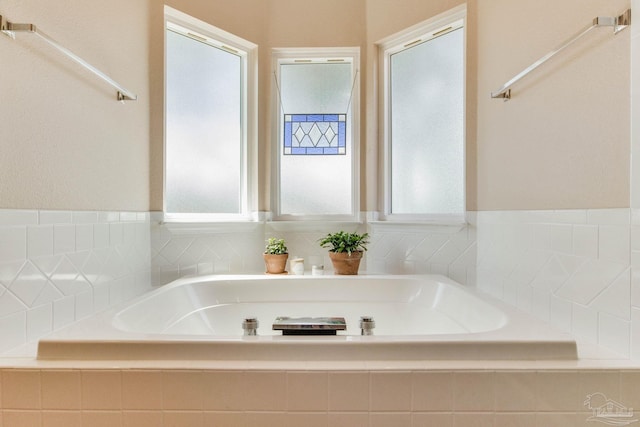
[476, 0, 630, 210]
[1, 0, 632, 212]
[0, 0, 150, 211]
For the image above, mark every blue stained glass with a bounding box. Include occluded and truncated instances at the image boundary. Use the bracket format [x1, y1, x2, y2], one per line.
[284, 122, 292, 147]
[284, 113, 346, 155]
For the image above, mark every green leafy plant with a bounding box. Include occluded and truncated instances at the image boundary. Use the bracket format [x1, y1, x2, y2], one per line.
[264, 237, 288, 255]
[318, 231, 369, 255]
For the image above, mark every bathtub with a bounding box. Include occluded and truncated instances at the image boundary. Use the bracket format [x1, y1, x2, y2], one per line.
[37, 274, 577, 361]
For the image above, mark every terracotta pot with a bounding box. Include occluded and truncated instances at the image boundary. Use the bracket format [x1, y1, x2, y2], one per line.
[264, 253, 289, 274]
[328, 251, 363, 275]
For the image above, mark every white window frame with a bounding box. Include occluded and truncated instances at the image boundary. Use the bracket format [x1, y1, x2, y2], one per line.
[270, 47, 361, 222]
[163, 6, 258, 223]
[378, 5, 466, 223]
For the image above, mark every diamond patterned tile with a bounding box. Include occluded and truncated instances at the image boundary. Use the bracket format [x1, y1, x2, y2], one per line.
[31, 254, 65, 278]
[590, 268, 632, 319]
[555, 259, 627, 306]
[508, 250, 552, 286]
[530, 256, 571, 292]
[33, 282, 64, 306]
[98, 249, 127, 284]
[9, 261, 49, 307]
[152, 252, 172, 267]
[0, 260, 26, 285]
[406, 234, 450, 261]
[0, 209, 152, 354]
[0, 288, 27, 316]
[178, 239, 210, 266]
[81, 251, 106, 285]
[387, 234, 425, 261]
[50, 257, 90, 296]
[428, 239, 470, 265]
[66, 250, 91, 273]
[158, 238, 192, 264]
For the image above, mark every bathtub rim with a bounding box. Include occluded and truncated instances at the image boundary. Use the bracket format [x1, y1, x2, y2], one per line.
[36, 273, 579, 361]
[110, 273, 508, 336]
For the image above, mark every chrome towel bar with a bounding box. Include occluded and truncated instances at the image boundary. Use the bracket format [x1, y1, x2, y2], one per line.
[0, 14, 137, 101]
[491, 9, 631, 101]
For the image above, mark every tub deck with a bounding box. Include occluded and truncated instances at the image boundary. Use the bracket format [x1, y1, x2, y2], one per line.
[37, 274, 578, 361]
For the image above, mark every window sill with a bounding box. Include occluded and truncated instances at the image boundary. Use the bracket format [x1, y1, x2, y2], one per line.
[367, 220, 467, 233]
[266, 220, 364, 233]
[156, 220, 263, 235]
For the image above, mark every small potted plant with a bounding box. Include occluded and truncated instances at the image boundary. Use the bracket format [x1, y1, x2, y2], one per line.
[318, 231, 369, 275]
[264, 237, 289, 274]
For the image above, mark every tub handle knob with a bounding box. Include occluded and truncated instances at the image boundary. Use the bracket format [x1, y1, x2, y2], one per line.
[242, 317, 259, 336]
[360, 316, 375, 336]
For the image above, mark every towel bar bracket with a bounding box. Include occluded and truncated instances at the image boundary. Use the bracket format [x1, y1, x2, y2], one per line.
[0, 13, 137, 102]
[493, 89, 511, 101]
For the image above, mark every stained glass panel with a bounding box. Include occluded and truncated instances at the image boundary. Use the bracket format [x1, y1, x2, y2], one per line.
[284, 114, 346, 155]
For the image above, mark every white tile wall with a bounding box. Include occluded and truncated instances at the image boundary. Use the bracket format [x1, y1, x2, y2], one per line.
[0, 210, 151, 355]
[3, 207, 634, 359]
[150, 213, 477, 286]
[366, 219, 477, 286]
[477, 209, 637, 358]
[150, 217, 265, 286]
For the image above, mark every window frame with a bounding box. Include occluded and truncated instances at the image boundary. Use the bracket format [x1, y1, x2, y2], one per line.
[163, 6, 258, 223]
[378, 5, 467, 223]
[270, 47, 361, 222]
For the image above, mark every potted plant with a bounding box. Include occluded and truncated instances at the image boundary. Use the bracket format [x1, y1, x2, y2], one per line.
[318, 231, 369, 275]
[264, 237, 289, 274]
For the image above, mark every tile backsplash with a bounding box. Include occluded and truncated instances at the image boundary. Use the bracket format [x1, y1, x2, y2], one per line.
[150, 213, 477, 287]
[477, 209, 638, 358]
[0, 210, 151, 354]
[2, 208, 640, 359]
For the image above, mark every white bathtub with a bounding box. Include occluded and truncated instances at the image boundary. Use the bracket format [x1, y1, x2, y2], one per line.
[37, 274, 577, 360]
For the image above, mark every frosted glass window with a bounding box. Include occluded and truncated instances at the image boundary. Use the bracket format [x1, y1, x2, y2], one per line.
[165, 29, 242, 214]
[278, 61, 355, 216]
[389, 27, 464, 215]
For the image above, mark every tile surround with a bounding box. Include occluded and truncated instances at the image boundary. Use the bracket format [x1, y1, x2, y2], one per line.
[2, 207, 638, 359]
[0, 210, 151, 355]
[150, 213, 477, 286]
[1, 207, 640, 425]
[151, 208, 638, 358]
[477, 208, 639, 359]
[0, 367, 638, 426]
